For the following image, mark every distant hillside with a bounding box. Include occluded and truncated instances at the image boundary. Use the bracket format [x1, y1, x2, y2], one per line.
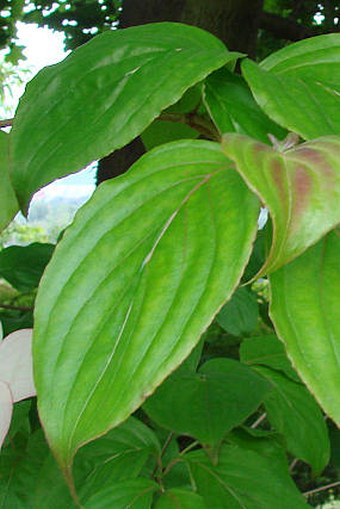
[1, 185, 94, 247]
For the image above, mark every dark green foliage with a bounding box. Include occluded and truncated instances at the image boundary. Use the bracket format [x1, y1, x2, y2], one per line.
[0, 7, 339, 508]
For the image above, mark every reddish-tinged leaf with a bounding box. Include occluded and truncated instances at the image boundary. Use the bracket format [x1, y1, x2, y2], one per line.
[222, 134, 340, 274]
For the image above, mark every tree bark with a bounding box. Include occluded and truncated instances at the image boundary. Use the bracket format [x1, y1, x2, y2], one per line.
[120, 0, 264, 57]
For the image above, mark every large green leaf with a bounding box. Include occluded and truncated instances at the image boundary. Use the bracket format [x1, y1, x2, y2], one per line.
[242, 34, 340, 139]
[143, 358, 270, 446]
[33, 140, 260, 470]
[270, 230, 340, 425]
[84, 478, 158, 509]
[0, 243, 54, 292]
[256, 366, 330, 474]
[155, 488, 207, 509]
[222, 134, 340, 274]
[185, 444, 310, 509]
[204, 67, 286, 143]
[10, 22, 237, 210]
[240, 334, 300, 382]
[0, 131, 18, 232]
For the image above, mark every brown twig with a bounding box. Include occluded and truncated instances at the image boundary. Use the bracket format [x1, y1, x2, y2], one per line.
[289, 457, 299, 472]
[158, 112, 220, 141]
[251, 412, 267, 428]
[151, 432, 174, 479]
[303, 480, 340, 497]
[0, 118, 14, 128]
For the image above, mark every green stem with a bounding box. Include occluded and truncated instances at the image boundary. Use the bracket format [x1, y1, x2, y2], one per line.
[0, 303, 33, 312]
[158, 112, 220, 141]
[303, 480, 340, 497]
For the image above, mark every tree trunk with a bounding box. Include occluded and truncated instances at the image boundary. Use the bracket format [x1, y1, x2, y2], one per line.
[97, 0, 264, 184]
[120, 0, 264, 56]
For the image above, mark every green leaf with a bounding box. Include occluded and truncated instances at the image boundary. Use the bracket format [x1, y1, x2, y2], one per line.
[143, 358, 270, 446]
[33, 140, 260, 470]
[0, 430, 74, 509]
[165, 85, 202, 114]
[222, 134, 340, 274]
[242, 226, 268, 281]
[5, 400, 31, 443]
[11, 22, 237, 211]
[0, 310, 33, 337]
[74, 416, 160, 498]
[0, 487, 23, 509]
[216, 286, 259, 336]
[269, 230, 340, 425]
[141, 120, 198, 151]
[227, 426, 288, 472]
[204, 67, 286, 143]
[242, 34, 340, 139]
[84, 478, 158, 509]
[0, 243, 54, 292]
[0, 131, 19, 232]
[155, 488, 207, 509]
[240, 334, 300, 382]
[256, 366, 330, 474]
[329, 425, 340, 470]
[185, 444, 310, 509]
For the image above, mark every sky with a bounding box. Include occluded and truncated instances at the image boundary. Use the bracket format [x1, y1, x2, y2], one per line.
[17, 22, 68, 71]
[2, 22, 96, 195]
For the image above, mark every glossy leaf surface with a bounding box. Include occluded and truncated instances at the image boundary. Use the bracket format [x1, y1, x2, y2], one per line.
[204, 68, 286, 143]
[257, 366, 330, 474]
[33, 140, 260, 469]
[155, 488, 206, 509]
[85, 478, 158, 509]
[222, 134, 340, 274]
[185, 444, 310, 509]
[0, 131, 18, 232]
[242, 34, 340, 139]
[10, 22, 235, 210]
[144, 358, 269, 446]
[270, 230, 340, 425]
